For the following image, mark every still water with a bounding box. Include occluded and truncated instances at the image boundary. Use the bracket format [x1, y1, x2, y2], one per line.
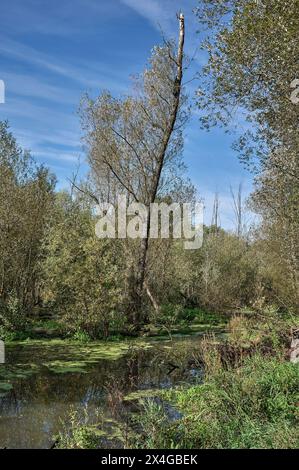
[0, 334, 207, 448]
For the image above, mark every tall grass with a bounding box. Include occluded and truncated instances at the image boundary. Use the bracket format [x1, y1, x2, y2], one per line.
[135, 354, 298, 449]
[133, 312, 299, 449]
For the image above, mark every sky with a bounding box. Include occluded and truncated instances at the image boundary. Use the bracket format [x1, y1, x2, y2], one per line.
[0, 0, 254, 229]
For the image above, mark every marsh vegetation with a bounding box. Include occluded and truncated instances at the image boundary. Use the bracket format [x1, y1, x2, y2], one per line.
[0, 0, 298, 450]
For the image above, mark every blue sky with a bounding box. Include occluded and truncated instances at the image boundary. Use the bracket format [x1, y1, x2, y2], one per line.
[0, 0, 254, 229]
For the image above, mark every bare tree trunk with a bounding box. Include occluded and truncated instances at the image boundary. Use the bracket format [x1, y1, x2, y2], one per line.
[211, 192, 220, 234]
[133, 14, 185, 328]
[144, 279, 160, 313]
[230, 183, 243, 238]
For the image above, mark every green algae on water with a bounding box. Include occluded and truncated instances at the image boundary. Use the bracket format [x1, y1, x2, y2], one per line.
[0, 382, 13, 392]
[123, 389, 162, 402]
[1, 338, 153, 389]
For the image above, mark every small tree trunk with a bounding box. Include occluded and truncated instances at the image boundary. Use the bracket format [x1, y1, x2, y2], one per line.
[144, 279, 160, 313]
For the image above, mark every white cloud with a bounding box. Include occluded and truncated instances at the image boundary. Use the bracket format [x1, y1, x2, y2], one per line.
[0, 0, 125, 37]
[32, 148, 81, 163]
[1, 72, 79, 105]
[120, 0, 168, 29]
[120, 0, 195, 34]
[0, 36, 129, 93]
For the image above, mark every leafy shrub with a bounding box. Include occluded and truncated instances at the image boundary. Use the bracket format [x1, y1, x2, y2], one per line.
[56, 408, 100, 449]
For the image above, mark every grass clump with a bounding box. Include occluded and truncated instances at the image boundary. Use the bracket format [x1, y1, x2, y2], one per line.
[56, 408, 103, 449]
[135, 353, 299, 449]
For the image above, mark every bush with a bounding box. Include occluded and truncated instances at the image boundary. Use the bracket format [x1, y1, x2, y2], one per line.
[0, 295, 27, 333]
[227, 310, 297, 353]
[72, 329, 92, 343]
[0, 327, 36, 342]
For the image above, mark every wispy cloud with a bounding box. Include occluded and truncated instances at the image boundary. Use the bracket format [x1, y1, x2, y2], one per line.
[119, 0, 205, 67]
[1, 72, 79, 105]
[0, 0, 253, 228]
[0, 0, 126, 37]
[0, 36, 129, 93]
[31, 148, 81, 164]
[15, 126, 81, 152]
[120, 0, 169, 30]
[1, 97, 82, 163]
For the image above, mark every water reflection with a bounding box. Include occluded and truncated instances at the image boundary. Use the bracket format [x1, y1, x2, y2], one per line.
[0, 337, 203, 448]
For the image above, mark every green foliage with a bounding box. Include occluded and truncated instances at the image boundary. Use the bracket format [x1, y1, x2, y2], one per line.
[198, 232, 259, 311]
[57, 408, 101, 449]
[192, 309, 225, 325]
[33, 319, 62, 331]
[158, 304, 185, 327]
[195, 0, 299, 311]
[42, 192, 125, 339]
[227, 309, 298, 352]
[156, 306, 224, 332]
[0, 122, 55, 322]
[0, 295, 27, 332]
[130, 399, 176, 449]
[138, 354, 299, 449]
[72, 329, 91, 343]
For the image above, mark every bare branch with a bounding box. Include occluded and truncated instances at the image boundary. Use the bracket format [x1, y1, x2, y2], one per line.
[67, 177, 99, 205]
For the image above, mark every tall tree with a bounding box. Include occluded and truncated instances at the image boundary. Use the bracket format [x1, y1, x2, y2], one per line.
[0, 121, 55, 328]
[80, 14, 188, 328]
[195, 0, 299, 310]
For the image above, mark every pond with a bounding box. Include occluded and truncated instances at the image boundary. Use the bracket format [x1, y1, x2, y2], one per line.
[0, 332, 219, 448]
